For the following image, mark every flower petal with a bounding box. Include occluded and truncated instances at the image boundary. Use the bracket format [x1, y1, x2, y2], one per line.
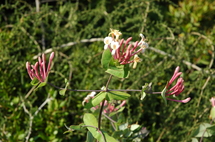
[166, 97, 191, 103]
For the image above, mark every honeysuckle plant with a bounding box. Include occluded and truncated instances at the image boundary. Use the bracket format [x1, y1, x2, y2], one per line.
[25, 29, 192, 142]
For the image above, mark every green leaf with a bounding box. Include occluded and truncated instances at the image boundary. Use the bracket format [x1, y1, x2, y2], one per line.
[101, 49, 112, 69]
[210, 107, 215, 120]
[106, 64, 130, 78]
[192, 123, 212, 137]
[85, 92, 107, 108]
[119, 123, 128, 131]
[59, 79, 69, 96]
[130, 124, 141, 131]
[141, 83, 150, 100]
[191, 138, 198, 142]
[83, 113, 118, 142]
[207, 125, 215, 135]
[70, 124, 84, 131]
[59, 89, 66, 95]
[161, 87, 167, 105]
[31, 77, 48, 89]
[86, 131, 95, 142]
[141, 92, 146, 101]
[30, 78, 40, 86]
[37, 81, 47, 88]
[83, 113, 98, 127]
[106, 91, 130, 101]
[109, 106, 125, 117]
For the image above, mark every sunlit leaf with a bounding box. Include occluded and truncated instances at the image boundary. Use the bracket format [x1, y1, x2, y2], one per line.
[83, 113, 118, 142]
[161, 87, 167, 105]
[85, 92, 107, 109]
[106, 64, 130, 78]
[59, 79, 69, 96]
[191, 138, 198, 142]
[130, 124, 141, 131]
[107, 91, 130, 101]
[101, 49, 112, 69]
[192, 123, 212, 137]
[209, 107, 215, 120]
[86, 131, 95, 142]
[30, 78, 39, 86]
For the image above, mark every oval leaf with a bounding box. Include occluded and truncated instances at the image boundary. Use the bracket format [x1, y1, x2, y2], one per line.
[107, 91, 130, 101]
[101, 49, 112, 69]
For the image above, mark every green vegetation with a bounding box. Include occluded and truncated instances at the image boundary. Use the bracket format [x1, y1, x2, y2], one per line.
[1, 0, 215, 141]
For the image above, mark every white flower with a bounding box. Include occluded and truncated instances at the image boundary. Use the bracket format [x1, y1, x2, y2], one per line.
[110, 41, 120, 55]
[109, 29, 122, 41]
[139, 33, 145, 39]
[140, 41, 149, 53]
[82, 92, 96, 106]
[104, 44, 109, 50]
[139, 34, 148, 53]
[133, 54, 142, 69]
[104, 37, 113, 49]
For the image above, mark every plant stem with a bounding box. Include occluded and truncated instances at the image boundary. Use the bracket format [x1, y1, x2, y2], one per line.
[98, 75, 113, 130]
[98, 99, 105, 130]
[96, 75, 113, 142]
[105, 75, 113, 91]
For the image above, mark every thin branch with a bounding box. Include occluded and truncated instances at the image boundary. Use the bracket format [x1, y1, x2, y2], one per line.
[140, 1, 150, 33]
[98, 100, 105, 130]
[33, 38, 104, 59]
[25, 85, 38, 99]
[105, 75, 113, 91]
[102, 113, 117, 123]
[21, 94, 53, 142]
[33, 96, 53, 117]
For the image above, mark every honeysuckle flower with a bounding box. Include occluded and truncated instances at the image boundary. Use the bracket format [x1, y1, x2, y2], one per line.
[82, 92, 96, 106]
[139, 34, 149, 53]
[103, 29, 148, 66]
[109, 28, 122, 41]
[104, 36, 113, 49]
[133, 54, 142, 69]
[164, 66, 191, 103]
[111, 41, 120, 55]
[26, 52, 54, 82]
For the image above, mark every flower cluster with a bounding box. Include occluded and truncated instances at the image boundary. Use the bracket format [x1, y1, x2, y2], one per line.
[26, 52, 55, 82]
[103, 29, 148, 67]
[165, 66, 191, 103]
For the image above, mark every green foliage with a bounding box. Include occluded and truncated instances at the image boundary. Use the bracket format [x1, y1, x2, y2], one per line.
[1, 0, 215, 141]
[101, 48, 130, 78]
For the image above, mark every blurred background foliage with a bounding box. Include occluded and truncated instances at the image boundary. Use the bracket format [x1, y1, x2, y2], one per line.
[0, 0, 215, 141]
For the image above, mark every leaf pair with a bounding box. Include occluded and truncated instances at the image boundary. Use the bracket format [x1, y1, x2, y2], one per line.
[101, 49, 129, 78]
[85, 91, 130, 109]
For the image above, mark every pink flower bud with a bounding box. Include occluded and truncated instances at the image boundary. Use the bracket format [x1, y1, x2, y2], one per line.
[26, 52, 55, 82]
[164, 66, 190, 103]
